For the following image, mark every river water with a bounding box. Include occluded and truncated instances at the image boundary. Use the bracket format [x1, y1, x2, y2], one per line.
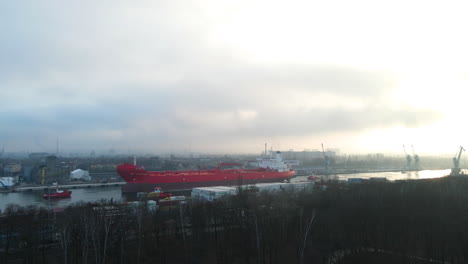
[0, 169, 451, 212]
[0, 186, 124, 212]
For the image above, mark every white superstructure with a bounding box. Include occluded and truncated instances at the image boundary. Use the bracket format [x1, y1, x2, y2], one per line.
[257, 151, 290, 172]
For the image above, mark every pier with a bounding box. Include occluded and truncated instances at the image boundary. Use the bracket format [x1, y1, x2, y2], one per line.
[10, 182, 126, 192]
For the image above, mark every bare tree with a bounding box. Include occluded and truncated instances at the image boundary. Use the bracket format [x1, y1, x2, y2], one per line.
[300, 209, 316, 264]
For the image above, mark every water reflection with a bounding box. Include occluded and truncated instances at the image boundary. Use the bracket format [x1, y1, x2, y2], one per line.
[292, 169, 450, 182]
[0, 186, 124, 212]
[403, 171, 419, 179]
[337, 169, 450, 181]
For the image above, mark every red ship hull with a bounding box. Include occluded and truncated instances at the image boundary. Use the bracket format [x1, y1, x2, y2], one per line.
[117, 163, 295, 193]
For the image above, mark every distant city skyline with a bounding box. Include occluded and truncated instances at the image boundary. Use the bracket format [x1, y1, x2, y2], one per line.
[2, 1, 467, 155]
[0, 145, 462, 159]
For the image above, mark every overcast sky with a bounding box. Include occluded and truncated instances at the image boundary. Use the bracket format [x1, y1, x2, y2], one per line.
[1, 0, 467, 155]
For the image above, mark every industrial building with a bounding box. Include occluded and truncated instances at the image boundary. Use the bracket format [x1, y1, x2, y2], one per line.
[70, 169, 91, 181]
[281, 149, 337, 162]
[191, 182, 314, 202]
[0, 177, 15, 188]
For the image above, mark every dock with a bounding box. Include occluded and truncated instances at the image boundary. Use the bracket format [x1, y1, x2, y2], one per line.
[10, 182, 126, 192]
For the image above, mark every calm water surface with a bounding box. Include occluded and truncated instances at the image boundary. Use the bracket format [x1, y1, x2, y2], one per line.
[339, 169, 451, 181]
[0, 169, 451, 211]
[0, 186, 124, 212]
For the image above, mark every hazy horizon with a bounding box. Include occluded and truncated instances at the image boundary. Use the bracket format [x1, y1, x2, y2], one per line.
[2, 1, 467, 155]
[1, 146, 464, 158]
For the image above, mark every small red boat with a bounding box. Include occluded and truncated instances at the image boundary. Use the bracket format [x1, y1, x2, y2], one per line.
[43, 187, 72, 199]
[138, 187, 172, 200]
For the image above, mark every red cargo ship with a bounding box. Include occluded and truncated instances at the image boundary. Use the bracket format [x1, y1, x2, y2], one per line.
[118, 151, 295, 193]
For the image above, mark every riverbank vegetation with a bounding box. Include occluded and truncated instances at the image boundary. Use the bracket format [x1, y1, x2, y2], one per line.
[1, 176, 468, 263]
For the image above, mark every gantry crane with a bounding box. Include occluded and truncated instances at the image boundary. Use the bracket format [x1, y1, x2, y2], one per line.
[411, 145, 420, 170]
[450, 146, 465, 176]
[321, 143, 331, 175]
[403, 145, 412, 170]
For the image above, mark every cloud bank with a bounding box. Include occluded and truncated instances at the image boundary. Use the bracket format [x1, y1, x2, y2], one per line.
[0, 1, 442, 153]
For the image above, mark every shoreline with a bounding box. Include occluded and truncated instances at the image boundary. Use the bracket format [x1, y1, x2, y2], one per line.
[1, 181, 125, 193]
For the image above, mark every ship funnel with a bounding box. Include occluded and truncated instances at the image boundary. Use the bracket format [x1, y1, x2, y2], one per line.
[276, 151, 282, 161]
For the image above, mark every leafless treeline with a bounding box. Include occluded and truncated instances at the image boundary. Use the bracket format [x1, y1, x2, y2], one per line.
[2, 177, 468, 263]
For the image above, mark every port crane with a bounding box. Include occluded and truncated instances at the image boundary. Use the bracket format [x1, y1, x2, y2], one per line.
[403, 145, 412, 170]
[411, 145, 420, 170]
[450, 146, 465, 176]
[321, 143, 331, 175]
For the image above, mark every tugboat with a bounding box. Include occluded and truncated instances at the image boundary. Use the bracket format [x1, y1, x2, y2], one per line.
[43, 187, 72, 199]
[308, 175, 320, 181]
[137, 187, 172, 200]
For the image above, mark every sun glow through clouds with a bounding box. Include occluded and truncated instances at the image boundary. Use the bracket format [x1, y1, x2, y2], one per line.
[1, 0, 468, 154]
